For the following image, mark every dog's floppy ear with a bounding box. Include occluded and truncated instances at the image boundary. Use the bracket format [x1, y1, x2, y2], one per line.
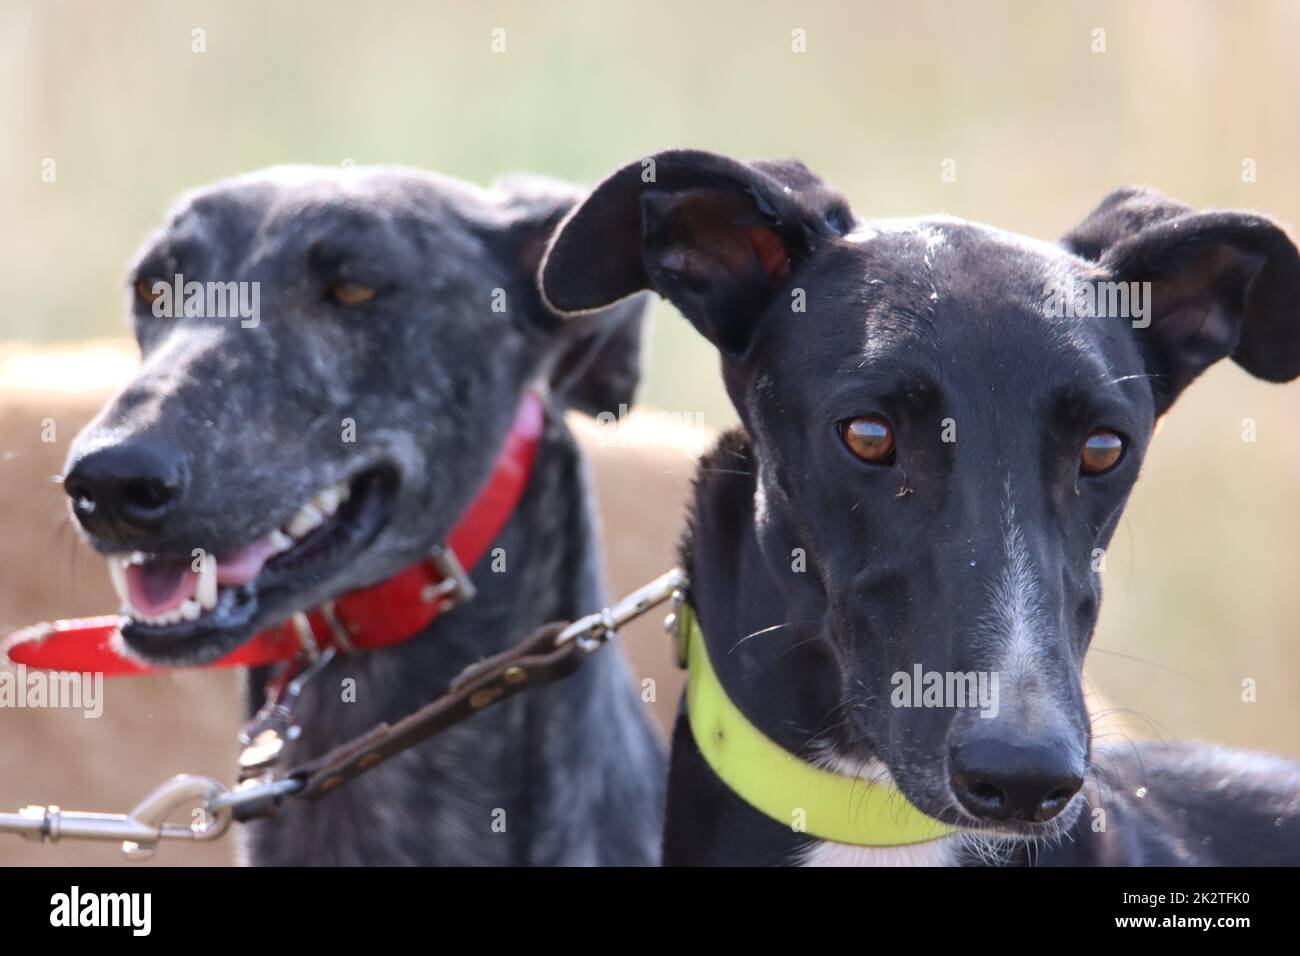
[492, 173, 649, 416]
[1063, 186, 1300, 413]
[540, 149, 852, 354]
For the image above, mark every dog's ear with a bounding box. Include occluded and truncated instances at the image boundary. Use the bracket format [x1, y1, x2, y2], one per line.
[1064, 186, 1300, 413]
[539, 149, 852, 354]
[492, 174, 649, 416]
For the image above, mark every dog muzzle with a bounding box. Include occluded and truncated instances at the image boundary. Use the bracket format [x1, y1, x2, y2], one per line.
[4, 392, 546, 676]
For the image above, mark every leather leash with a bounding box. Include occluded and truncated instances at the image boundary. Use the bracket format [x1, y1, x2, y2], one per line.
[0, 569, 688, 858]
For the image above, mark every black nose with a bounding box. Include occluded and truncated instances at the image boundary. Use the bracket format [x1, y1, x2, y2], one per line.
[64, 439, 188, 535]
[950, 733, 1084, 823]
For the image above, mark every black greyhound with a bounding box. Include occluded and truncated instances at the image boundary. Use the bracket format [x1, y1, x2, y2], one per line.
[59, 166, 664, 865]
[541, 149, 1300, 865]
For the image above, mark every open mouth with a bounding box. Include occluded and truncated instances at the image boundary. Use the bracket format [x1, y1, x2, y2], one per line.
[105, 465, 397, 656]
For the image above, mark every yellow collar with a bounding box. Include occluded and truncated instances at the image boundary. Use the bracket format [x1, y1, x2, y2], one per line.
[677, 602, 956, 847]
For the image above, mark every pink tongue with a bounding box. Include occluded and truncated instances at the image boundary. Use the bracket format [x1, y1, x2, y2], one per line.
[125, 558, 197, 616]
[123, 534, 281, 616]
[215, 536, 279, 586]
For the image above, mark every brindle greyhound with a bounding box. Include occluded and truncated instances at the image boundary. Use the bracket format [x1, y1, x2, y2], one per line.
[540, 149, 1300, 865]
[60, 166, 665, 865]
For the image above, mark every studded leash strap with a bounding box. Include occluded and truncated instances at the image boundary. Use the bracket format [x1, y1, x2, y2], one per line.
[0, 569, 688, 857]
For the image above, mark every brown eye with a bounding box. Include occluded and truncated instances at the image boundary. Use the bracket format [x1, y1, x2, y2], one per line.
[1081, 429, 1125, 475]
[135, 278, 164, 305]
[842, 415, 896, 464]
[331, 282, 376, 305]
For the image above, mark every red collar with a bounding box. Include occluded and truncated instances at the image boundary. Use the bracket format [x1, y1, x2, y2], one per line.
[4, 392, 546, 676]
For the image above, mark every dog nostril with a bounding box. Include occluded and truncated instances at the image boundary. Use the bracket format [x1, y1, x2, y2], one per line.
[64, 477, 93, 506]
[955, 777, 1011, 818]
[1034, 787, 1078, 821]
[968, 782, 1006, 807]
[122, 478, 176, 514]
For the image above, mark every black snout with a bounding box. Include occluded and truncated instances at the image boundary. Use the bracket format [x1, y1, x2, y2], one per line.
[64, 439, 189, 535]
[950, 732, 1084, 823]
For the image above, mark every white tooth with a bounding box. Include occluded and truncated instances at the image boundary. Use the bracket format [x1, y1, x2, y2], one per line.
[313, 487, 341, 517]
[334, 480, 351, 503]
[286, 504, 324, 538]
[180, 599, 201, 621]
[107, 558, 130, 607]
[196, 556, 218, 610]
[107, 557, 145, 619]
[269, 530, 294, 554]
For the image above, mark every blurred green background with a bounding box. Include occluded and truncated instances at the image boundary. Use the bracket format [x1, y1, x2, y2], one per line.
[1, 0, 1297, 755]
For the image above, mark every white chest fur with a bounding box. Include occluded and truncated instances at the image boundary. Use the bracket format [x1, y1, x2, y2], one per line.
[799, 836, 957, 867]
[797, 753, 958, 866]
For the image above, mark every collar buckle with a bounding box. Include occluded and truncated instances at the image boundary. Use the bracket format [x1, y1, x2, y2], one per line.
[422, 546, 477, 610]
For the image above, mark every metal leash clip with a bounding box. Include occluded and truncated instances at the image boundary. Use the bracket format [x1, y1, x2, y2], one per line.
[238, 647, 338, 778]
[555, 568, 689, 653]
[0, 774, 233, 861]
[0, 774, 307, 861]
